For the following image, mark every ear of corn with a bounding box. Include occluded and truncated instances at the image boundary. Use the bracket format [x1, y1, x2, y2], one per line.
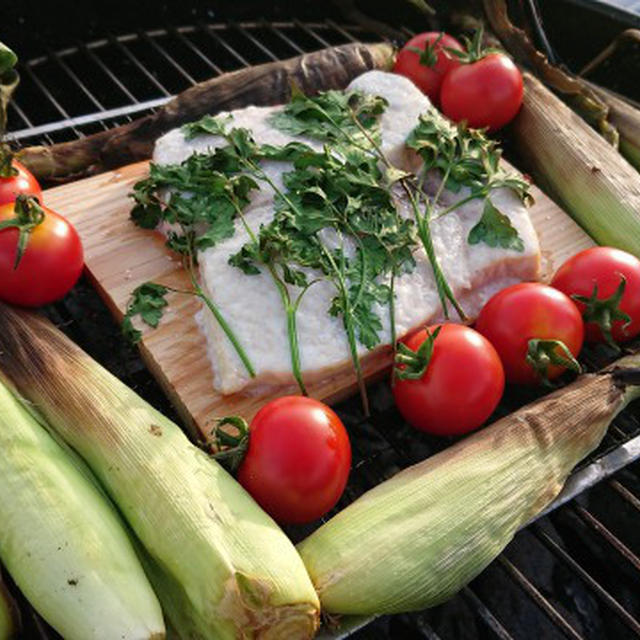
[0, 379, 165, 640]
[0, 303, 319, 640]
[585, 80, 640, 172]
[511, 73, 640, 258]
[297, 355, 640, 615]
[0, 573, 19, 640]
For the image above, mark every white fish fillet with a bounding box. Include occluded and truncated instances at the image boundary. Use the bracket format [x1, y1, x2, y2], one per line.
[153, 71, 541, 394]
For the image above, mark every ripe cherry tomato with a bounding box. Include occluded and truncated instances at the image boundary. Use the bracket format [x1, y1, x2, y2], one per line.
[237, 396, 351, 524]
[440, 53, 523, 131]
[0, 197, 84, 307]
[551, 247, 640, 346]
[393, 32, 464, 104]
[475, 283, 584, 385]
[392, 324, 504, 436]
[0, 160, 42, 207]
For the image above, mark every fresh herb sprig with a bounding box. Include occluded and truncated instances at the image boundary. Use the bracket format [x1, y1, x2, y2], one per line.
[127, 144, 259, 379]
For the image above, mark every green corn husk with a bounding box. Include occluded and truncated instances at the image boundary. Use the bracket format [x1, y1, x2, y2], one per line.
[585, 81, 640, 171]
[0, 573, 19, 640]
[0, 303, 319, 640]
[0, 379, 165, 640]
[511, 73, 640, 258]
[297, 355, 640, 615]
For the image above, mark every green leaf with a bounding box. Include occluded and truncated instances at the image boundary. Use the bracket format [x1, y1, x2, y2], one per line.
[122, 282, 169, 344]
[468, 198, 524, 252]
[181, 114, 230, 140]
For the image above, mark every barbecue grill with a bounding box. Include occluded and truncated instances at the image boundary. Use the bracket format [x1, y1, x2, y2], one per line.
[2, 1, 640, 638]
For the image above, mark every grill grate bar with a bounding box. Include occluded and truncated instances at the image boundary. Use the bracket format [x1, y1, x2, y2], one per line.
[497, 556, 585, 640]
[201, 23, 251, 68]
[79, 42, 140, 105]
[293, 18, 333, 48]
[170, 26, 224, 74]
[109, 35, 172, 97]
[610, 478, 640, 511]
[461, 587, 516, 640]
[325, 19, 360, 43]
[139, 30, 197, 85]
[573, 504, 640, 572]
[47, 49, 109, 130]
[267, 23, 306, 54]
[20, 63, 83, 139]
[533, 526, 640, 635]
[232, 22, 280, 62]
[7, 98, 168, 142]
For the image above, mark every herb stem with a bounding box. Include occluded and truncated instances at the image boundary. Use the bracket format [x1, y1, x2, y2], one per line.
[185, 253, 256, 378]
[193, 283, 256, 378]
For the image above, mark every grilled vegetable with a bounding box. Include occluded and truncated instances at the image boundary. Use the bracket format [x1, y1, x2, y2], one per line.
[16, 43, 394, 182]
[512, 73, 640, 258]
[0, 303, 320, 640]
[0, 573, 19, 640]
[586, 81, 640, 172]
[297, 354, 640, 615]
[0, 378, 165, 640]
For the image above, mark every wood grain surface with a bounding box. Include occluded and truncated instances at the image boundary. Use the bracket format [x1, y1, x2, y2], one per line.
[44, 161, 595, 436]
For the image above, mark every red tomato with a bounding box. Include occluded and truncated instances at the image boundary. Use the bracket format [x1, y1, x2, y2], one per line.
[0, 198, 84, 307]
[393, 32, 464, 104]
[440, 53, 523, 131]
[237, 396, 351, 524]
[392, 324, 504, 436]
[551, 247, 640, 345]
[0, 160, 42, 207]
[475, 283, 584, 385]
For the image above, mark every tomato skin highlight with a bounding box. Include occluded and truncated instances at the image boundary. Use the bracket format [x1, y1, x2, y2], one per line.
[440, 54, 523, 131]
[392, 324, 504, 436]
[0, 201, 84, 307]
[393, 32, 464, 104]
[237, 396, 351, 524]
[475, 283, 584, 385]
[0, 161, 42, 207]
[551, 247, 640, 344]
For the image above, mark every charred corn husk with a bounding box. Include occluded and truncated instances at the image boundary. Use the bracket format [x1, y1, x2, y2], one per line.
[0, 379, 165, 640]
[298, 355, 640, 615]
[0, 574, 19, 640]
[512, 73, 640, 258]
[16, 42, 394, 182]
[0, 303, 319, 640]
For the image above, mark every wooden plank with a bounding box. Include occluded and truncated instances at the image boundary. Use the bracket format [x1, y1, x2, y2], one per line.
[43, 161, 595, 435]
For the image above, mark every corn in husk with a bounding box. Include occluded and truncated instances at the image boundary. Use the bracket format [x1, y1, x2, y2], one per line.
[586, 80, 640, 172]
[0, 574, 19, 640]
[297, 355, 640, 615]
[0, 379, 165, 640]
[0, 303, 319, 640]
[511, 73, 640, 258]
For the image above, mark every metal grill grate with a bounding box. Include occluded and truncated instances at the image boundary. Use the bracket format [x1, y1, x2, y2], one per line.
[5, 17, 640, 640]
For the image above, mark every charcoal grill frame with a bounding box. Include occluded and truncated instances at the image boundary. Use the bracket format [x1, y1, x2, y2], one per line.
[4, 14, 640, 640]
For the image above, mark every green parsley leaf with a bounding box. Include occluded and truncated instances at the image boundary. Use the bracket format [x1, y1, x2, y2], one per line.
[468, 198, 525, 252]
[181, 114, 230, 140]
[122, 282, 169, 344]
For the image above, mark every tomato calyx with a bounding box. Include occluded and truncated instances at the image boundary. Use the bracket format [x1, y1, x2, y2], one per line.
[393, 326, 441, 382]
[526, 338, 582, 387]
[0, 194, 45, 268]
[407, 33, 446, 68]
[0, 143, 17, 178]
[448, 27, 504, 65]
[572, 277, 631, 350]
[209, 415, 250, 473]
